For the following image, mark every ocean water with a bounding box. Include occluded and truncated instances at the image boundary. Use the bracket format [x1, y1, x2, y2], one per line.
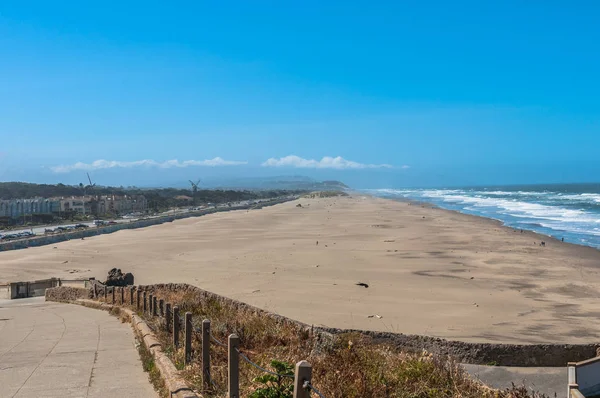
[369, 183, 600, 249]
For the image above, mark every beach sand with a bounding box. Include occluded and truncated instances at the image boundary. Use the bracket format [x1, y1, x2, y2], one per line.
[2, 195, 600, 344]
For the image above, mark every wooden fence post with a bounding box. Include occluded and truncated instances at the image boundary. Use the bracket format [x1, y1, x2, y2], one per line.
[159, 299, 164, 316]
[120, 287, 124, 304]
[185, 312, 192, 365]
[202, 319, 211, 389]
[130, 287, 135, 306]
[136, 289, 141, 310]
[94, 284, 97, 298]
[165, 303, 172, 332]
[153, 296, 158, 317]
[149, 293, 153, 315]
[173, 306, 180, 348]
[293, 361, 312, 398]
[103, 285, 107, 300]
[228, 334, 240, 398]
[143, 291, 147, 312]
[111, 287, 115, 304]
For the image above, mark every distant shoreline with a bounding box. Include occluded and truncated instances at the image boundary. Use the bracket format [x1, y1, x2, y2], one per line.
[364, 189, 600, 251]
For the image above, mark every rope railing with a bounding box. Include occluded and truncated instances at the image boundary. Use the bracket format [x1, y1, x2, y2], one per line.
[99, 289, 327, 397]
[210, 333, 227, 348]
[304, 381, 327, 398]
[235, 347, 294, 379]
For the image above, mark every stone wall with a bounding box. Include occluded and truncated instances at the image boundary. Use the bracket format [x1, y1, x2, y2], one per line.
[45, 286, 92, 302]
[139, 283, 599, 367]
[0, 197, 295, 252]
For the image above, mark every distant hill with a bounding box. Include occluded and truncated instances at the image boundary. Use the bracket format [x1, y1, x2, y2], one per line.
[208, 176, 349, 191]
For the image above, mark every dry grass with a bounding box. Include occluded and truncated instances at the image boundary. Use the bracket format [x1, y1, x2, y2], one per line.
[134, 288, 548, 398]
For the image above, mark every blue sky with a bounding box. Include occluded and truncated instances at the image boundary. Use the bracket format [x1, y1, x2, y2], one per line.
[1, 1, 599, 188]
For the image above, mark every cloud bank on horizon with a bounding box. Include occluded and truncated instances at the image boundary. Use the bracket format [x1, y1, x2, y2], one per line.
[50, 158, 248, 173]
[50, 155, 402, 173]
[261, 155, 394, 170]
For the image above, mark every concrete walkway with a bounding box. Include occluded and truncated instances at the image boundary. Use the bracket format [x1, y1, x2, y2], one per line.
[0, 297, 157, 398]
[463, 363, 566, 397]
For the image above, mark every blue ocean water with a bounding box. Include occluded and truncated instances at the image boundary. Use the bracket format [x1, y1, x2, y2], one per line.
[369, 183, 600, 249]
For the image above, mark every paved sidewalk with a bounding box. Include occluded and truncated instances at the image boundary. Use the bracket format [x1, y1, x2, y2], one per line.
[463, 363, 566, 397]
[0, 297, 157, 398]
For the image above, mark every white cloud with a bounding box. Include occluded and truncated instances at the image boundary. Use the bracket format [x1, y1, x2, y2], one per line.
[401, 165, 411, 169]
[51, 158, 247, 173]
[261, 155, 393, 170]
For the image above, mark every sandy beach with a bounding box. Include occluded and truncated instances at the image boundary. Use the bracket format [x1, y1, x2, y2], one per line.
[2, 195, 600, 344]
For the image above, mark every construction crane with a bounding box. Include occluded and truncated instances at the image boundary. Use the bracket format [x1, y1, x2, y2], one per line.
[86, 173, 97, 216]
[86, 173, 96, 194]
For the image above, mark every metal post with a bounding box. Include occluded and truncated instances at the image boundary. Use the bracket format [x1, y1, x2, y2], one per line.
[165, 303, 172, 332]
[153, 296, 158, 317]
[143, 291, 147, 312]
[120, 287, 124, 304]
[173, 306, 180, 348]
[568, 362, 577, 398]
[185, 312, 192, 365]
[228, 334, 240, 398]
[159, 299, 164, 316]
[202, 319, 211, 389]
[293, 361, 312, 398]
[111, 287, 115, 304]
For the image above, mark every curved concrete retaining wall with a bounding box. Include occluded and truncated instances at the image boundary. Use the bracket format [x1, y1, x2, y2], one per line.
[0, 198, 295, 252]
[140, 283, 599, 367]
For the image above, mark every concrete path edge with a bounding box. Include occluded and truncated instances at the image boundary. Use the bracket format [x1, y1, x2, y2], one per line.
[51, 297, 200, 398]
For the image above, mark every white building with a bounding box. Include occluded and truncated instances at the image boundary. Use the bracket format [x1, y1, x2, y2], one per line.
[0, 198, 60, 219]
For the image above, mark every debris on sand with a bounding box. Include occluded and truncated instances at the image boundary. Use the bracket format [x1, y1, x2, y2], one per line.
[470, 276, 475, 280]
[367, 314, 383, 319]
[384, 240, 395, 243]
[62, 260, 68, 264]
[356, 282, 369, 288]
[252, 289, 261, 293]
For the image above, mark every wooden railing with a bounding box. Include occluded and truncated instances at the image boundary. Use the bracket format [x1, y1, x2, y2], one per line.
[98, 285, 326, 398]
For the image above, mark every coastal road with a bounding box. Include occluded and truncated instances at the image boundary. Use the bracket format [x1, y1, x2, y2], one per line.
[0, 297, 156, 398]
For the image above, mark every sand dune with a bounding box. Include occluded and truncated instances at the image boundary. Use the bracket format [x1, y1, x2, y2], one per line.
[2, 195, 600, 344]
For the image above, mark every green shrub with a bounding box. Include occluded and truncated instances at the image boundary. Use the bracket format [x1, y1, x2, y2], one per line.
[249, 360, 294, 398]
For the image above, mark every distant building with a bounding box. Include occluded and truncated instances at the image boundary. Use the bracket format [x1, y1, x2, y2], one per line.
[0, 198, 61, 219]
[95, 195, 147, 215]
[60, 197, 93, 215]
